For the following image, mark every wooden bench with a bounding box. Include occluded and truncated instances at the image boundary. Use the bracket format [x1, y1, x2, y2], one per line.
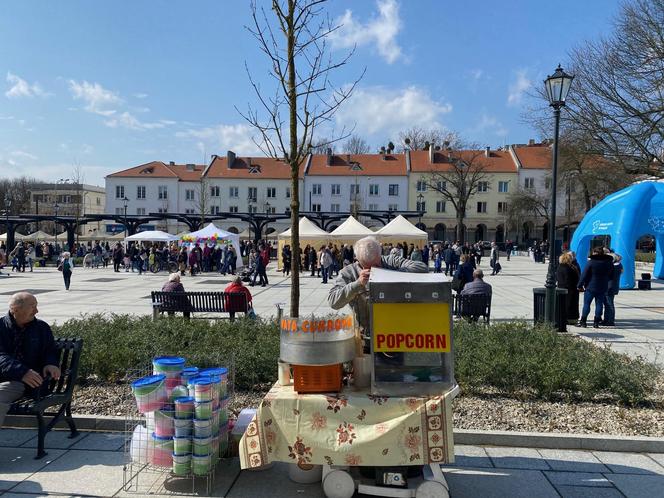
[8, 338, 83, 459]
[151, 291, 249, 321]
[453, 293, 492, 324]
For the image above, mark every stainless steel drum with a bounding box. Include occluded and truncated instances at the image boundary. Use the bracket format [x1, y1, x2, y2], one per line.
[280, 315, 356, 365]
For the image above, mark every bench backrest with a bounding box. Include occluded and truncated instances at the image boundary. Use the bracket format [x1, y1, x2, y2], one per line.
[45, 338, 83, 398]
[151, 291, 248, 314]
[454, 293, 491, 318]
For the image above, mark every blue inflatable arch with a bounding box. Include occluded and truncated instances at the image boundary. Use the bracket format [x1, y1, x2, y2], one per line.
[570, 181, 664, 289]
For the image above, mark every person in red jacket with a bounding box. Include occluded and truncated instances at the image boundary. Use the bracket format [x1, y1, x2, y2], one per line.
[224, 276, 253, 316]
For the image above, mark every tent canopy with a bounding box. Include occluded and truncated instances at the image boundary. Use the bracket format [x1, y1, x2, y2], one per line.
[125, 230, 179, 242]
[22, 230, 53, 242]
[0, 232, 27, 241]
[181, 223, 243, 268]
[330, 216, 375, 245]
[278, 217, 329, 239]
[376, 215, 428, 245]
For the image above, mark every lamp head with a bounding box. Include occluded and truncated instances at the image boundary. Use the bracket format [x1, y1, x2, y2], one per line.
[544, 64, 574, 109]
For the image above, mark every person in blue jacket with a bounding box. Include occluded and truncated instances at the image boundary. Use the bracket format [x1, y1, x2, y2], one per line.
[454, 254, 475, 292]
[602, 252, 623, 326]
[0, 292, 60, 428]
[577, 247, 614, 328]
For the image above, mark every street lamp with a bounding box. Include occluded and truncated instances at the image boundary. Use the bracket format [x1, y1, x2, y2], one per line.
[543, 64, 574, 324]
[417, 193, 424, 227]
[4, 194, 10, 247]
[122, 196, 129, 238]
[264, 201, 271, 241]
[54, 202, 60, 253]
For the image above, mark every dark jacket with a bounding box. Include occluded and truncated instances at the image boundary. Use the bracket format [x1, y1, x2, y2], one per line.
[0, 313, 58, 382]
[556, 263, 579, 291]
[607, 262, 623, 296]
[454, 261, 475, 288]
[161, 281, 185, 293]
[579, 254, 614, 294]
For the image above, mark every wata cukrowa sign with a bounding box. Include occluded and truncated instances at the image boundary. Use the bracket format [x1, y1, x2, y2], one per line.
[373, 303, 450, 353]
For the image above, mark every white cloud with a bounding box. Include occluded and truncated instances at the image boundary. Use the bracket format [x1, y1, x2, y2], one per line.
[507, 69, 532, 106]
[5, 72, 49, 99]
[104, 111, 175, 131]
[133, 92, 149, 99]
[469, 69, 484, 81]
[331, 0, 403, 64]
[176, 123, 261, 155]
[0, 115, 15, 120]
[10, 149, 38, 160]
[472, 114, 508, 137]
[68, 80, 122, 115]
[335, 85, 452, 137]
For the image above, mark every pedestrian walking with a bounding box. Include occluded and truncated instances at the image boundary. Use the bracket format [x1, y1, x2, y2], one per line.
[577, 246, 614, 328]
[556, 251, 580, 324]
[602, 252, 623, 326]
[58, 251, 74, 290]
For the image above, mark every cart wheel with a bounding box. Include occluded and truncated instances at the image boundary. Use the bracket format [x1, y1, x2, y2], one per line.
[416, 480, 449, 498]
[322, 469, 355, 498]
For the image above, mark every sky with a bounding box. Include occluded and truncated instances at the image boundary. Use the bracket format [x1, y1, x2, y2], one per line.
[0, 0, 622, 186]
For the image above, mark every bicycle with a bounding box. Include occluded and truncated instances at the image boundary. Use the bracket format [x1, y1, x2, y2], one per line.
[149, 259, 179, 273]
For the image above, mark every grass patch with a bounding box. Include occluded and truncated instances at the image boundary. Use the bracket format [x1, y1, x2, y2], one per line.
[54, 315, 661, 406]
[635, 252, 655, 263]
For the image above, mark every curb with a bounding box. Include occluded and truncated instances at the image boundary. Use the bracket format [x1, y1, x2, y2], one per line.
[7, 415, 663, 453]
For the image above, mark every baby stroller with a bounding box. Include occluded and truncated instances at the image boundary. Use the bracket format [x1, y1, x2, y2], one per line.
[240, 265, 255, 283]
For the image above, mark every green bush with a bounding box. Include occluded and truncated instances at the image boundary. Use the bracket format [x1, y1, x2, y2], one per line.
[454, 320, 660, 406]
[53, 314, 279, 391]
[635, 252, 655, 263]
[54, 315, 661, 406]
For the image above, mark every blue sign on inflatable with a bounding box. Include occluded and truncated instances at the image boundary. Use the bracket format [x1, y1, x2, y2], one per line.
[571, 181, 663, 289]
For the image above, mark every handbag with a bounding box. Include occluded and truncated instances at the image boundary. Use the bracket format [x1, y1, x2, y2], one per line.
[451, 275, 462, 292]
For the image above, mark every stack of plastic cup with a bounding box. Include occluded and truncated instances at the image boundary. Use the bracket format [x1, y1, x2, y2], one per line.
[192, 453, 211, 475]
[181, 366, 199, 385]
[174, 417, 193, 438]
[172, 452, 191, 476]
[195, 400, 213, 419]
[131, 375, 167, 413]
[218, 396, 230, 427]
[174, 396, 194, 419]
[150, 433, 174, 467]
[152, 356, 185, 394]
[193, 417, 213, 438]
[154, 405, 175, 437]
[199, 367, 228, 399]
[192, 377, 214, 402]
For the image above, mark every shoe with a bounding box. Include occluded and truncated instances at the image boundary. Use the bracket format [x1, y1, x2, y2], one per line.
[603, 321, 615, 326]
[593, 318, 601, 328]
[576, 319, 587, 328]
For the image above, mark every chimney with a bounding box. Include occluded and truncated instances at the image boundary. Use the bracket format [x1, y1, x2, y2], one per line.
[227, 150, 236, 169]
[346, 153, 351, 164]
[169, 161, 175, 166]
[326, 148, 333, 166]
[485, 146, 491, 158]
[429, 142, 435, 164]
[528, 138, 535, 146]
[186, 163, 195, 171]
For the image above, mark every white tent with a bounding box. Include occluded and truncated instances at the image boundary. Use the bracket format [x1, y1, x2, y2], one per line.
[330, 216, 374, 245]
[125, 230, 179, 242]
[376, 215, 428, 246]
[181, 223, 243, 268]
[277, 217, 330, 269]
[21, 230, 53, 242]
[0, 232, 26, 241]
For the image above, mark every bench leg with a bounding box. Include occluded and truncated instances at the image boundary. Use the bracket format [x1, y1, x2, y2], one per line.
[64, 402, 79, 439]
[229, 312, 235, 322]
[35, 412, 48, 460]
[152, 307, 159, 320]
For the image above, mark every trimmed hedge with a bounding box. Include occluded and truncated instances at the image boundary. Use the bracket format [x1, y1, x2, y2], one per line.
[53, 315, 661, 406]
[635, 252, 656, 263]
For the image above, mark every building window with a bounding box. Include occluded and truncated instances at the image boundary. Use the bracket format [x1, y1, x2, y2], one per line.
[388, 203, 398, 211]
[158, 207, 167, 214]
[115, 207, 123, 215]
[267, 206, 276, 214]
[416, 180, 427, 192]
[312, 184, 322, 195]
[210, 186, 220, 197]
[369, 184, 379, 196]
[330, 203, 340, 212]
[436, 201, 446, 213]
[331, 184, 341, 196]
[248, 187, 257, 202]
[524, 177, 535, 189]
[136, 208, 146, 215]
[416, 200, 426, 212]
[498, 181, 509, 193]
[311, 203, 321, 212]
[96, 197, 101, 206]
[185, 189, 195, 201]
[498, 201, 508, 214]
[115, 185, 125, 199]
[209, 206, 220, 214]
[545, 177, 552, 189]
[248, 204, 257, 214]
[266, 187, 276, 198]
[158, 186, 168, 200]
[476, 201, 487, 213]
[286, 187, 291, 198]
[368, 203, 378, 211]
[229, 206, 238, 213]
[229, 187, 239, 198]
[437, 181, 446, 192]
[477, 181, 489, 193]
[388, 184, 399, 196]
[185, 208, 195, 214]
[136, 186, 146, 199]
[350, 184, 360, 195]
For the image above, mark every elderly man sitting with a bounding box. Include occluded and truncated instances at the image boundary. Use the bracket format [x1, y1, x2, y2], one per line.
[458, 269, 492, 323]
[460, 269, 492, 296]
[0, 292, 61, 428]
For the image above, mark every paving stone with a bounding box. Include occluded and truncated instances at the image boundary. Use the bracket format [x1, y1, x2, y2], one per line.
[10, 449, 125, 496]
[0, 447, 66, 491]
[441, 466, 559, 498]
[647, 453, 664, 468]
[0, 429, 37, 447]
[484, 446, 550, 470]
[544, 471, 613, 487]
[555, 486, 624, 498]
[20, 430, 88, 450]
[69, 432, 125, 451]
[594, 451, 664, 475]
[607, 474, 664, 498]
[442, 444, 493, 468]
[226, 461, 326, 498]
[539, 449, 610, 473]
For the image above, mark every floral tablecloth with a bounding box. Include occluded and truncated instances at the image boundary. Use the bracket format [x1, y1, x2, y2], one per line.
[239, 383, 459, 469]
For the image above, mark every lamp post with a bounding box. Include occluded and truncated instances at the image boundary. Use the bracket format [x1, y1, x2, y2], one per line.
[4, 194, 10, 249]
[543, 64, 574, 323]
[122, 196, 129, 238]
[417, 193, 424, 227]
[264, 201, 271, 241]
[54, 202, 60, 254]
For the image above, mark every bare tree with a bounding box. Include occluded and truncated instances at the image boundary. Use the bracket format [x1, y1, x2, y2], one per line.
[564, 0, 664, 177]
[424, 146, 490, 244]
[310, 137, 334, 154]
[194, 177, 211, 225]
[341, 134, 371, 154]
[398, 127, 462, 151]
[239, 0, 363, 317]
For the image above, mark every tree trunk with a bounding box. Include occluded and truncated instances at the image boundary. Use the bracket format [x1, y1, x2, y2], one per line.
[456, 212, 465, 244]
[287, 0, 300, 318]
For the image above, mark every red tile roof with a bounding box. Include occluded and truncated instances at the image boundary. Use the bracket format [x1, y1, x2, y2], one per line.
[307, 153, 407, 176]
[512, 144, 552, 169]
[205, 155, 304, 179]
[106, 161, 205, 181]
[409, 150, 517, 173]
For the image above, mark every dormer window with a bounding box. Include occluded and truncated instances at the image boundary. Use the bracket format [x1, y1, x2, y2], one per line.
[140, 167, 154, 174]
[249, 165, 260, 174]
[350, 162, 362, 171]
